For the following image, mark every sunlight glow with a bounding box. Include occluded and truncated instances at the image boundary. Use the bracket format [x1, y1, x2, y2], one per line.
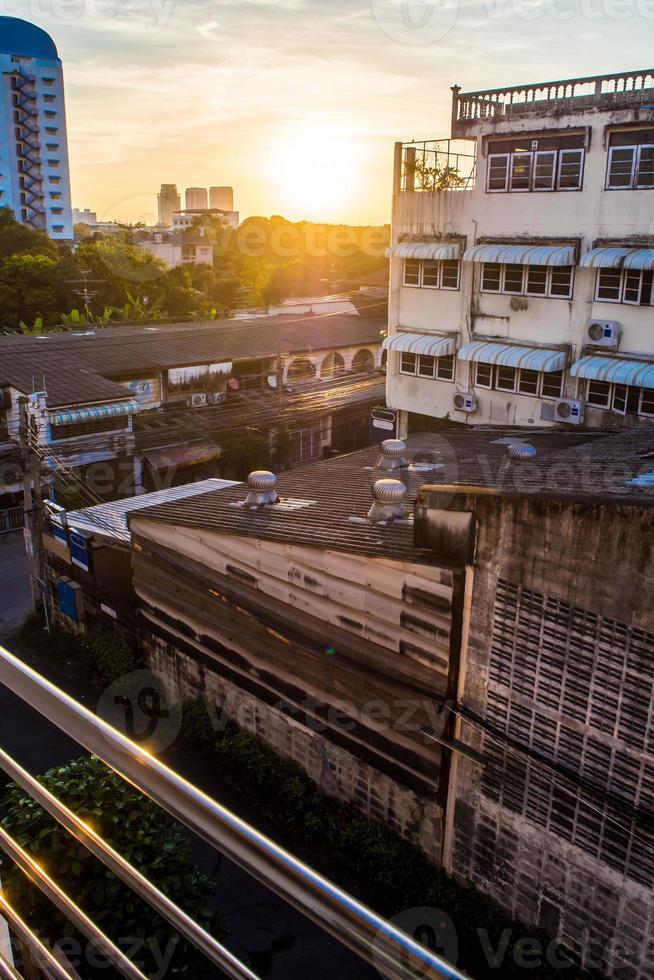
[266, 126, 364, 220]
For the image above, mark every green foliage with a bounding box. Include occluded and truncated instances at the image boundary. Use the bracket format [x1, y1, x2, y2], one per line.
[18, 618, 138, 688]
[80, 632, 136, 685]
[1, 757, 217, 975]
[180, 700, 592, 980]
[217, 428, 271, 480]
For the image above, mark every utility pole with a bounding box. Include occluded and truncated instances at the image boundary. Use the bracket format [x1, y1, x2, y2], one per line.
[18, 397, 43, 613]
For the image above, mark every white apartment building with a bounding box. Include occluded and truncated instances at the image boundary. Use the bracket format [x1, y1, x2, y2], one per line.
[385, 69, 654, 433]
[0, 17, 73, 240]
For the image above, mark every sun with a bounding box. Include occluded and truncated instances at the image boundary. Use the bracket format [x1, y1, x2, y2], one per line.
[267, 125, 363, 220]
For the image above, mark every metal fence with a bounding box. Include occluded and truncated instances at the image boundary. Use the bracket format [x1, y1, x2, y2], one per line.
[0, 509, 22, 536]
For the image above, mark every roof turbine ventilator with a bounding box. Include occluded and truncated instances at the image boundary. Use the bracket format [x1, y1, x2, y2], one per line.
[506, 443, 538, 461]
[376, 439, 408, 471]
[244, 470, 279, 507]
[367, 478, 408, 523]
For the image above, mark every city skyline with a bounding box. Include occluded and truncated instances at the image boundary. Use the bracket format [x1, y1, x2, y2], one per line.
[17, 1, 654, 226]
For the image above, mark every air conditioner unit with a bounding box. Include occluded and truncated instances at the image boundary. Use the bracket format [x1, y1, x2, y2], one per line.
[587, 320, 621, 349]
[554, 398, 584, 424]
[189, 393, 207, 408]
[208, 391, 225, 405]
[453, 392, 478, 413]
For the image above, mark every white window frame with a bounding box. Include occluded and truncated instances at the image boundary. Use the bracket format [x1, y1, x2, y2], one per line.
[622, 269, 643, 305]
[607, 141, 654, 190]
[533, 150, 557, 191]
[557, 149, 584, 191]
[540, 370, 565, 400]
[548, 266, 575, 299]
[480, 263, 502, 293]
[400, 352, 417, 375]
[612, 384, 628, 415]
[502, 264, 525, 295]
[517, 369, 540, 396]
[495, 365, 518, 393]
[635, 144, 654, 188]
[417, 355, 436, 378]
[474, 363, 494, 389]
[640, 388, 654, 417]
[585, 380, 611, 408]
[403, 259, 421, 287]
[595, 268, 623, 303]
[487, 153, 510, 192]
[439, 261, 460, 291]
[525, 266, 549, 297]
[509, 152, 533, 192]
[482, 263, 573, 299]
[436, 355, 456, 382]
[421, 261, 440, 289]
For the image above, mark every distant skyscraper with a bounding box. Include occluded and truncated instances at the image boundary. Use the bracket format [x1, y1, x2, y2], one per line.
[0, 17, 73, 240]
[209, 186, 234, 211]
[185, 186, 208, 210]
[157, 183, 180, 226]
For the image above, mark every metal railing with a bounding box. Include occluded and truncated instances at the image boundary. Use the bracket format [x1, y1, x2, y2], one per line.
[0, 508, 23, 536]
[401, 139, 476, 192]
[453, 69, 654, 125]
[0, 644, 467, 980]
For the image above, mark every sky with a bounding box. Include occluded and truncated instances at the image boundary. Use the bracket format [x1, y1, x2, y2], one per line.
[7, 0, 654, 225]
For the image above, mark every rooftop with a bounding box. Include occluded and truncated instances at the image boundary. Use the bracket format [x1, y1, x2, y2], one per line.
[0, 314, 385, 408]
[129, 427, 654, 565]
[452, 68, 654, 137]
[0, 16, 58, 60]
[54, 478, 238, 542]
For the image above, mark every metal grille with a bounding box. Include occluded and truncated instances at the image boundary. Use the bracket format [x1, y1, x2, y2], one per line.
[484, 578, 654, 888]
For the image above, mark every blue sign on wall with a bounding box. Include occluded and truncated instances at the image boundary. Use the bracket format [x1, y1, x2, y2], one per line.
[57, 580, 78, 622]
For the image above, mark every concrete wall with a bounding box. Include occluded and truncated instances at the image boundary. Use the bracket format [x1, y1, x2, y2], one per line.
[426, 491, 654, 978]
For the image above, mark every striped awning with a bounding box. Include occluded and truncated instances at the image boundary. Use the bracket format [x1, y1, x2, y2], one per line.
[570, 355, 654, 389]
[623, 249, 654, 271]
[579, 247, 634, 269]
[462, 243, 575, 267]
[458, 342, 567, 372]
[383, 332, 456, 357]
[49, 400, 139, 427]
[385, 242, 460, 261]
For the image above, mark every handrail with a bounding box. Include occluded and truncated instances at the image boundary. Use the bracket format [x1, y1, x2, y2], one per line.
[0, 894, 74, 980]
[0, 645, 467, 980]
[456, 67, 654, 102]
[0, 747, 258, 980]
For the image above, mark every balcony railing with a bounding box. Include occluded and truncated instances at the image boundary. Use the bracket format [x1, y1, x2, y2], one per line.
[400, 139, 476, 193]
[453, 69, 654, 127]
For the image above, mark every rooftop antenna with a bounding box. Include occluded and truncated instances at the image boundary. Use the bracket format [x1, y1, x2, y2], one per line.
[66, 269, 104, 319]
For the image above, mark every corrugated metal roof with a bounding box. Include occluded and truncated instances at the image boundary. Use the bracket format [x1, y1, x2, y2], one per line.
[458, 342, 567, 372]
[579, 247, 634, 268]
[128, 428, 654, 563]
[383, 333, 456, 357]
[0, 314, 383, 408]
[570, 355, 654, 388]
[463, 244, 575, 266]
[385, 242, 460, 261]
[59, 478, 239, 541]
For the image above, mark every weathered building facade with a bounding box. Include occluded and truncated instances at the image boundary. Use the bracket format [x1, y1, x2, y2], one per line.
[386, 69, 654, 433]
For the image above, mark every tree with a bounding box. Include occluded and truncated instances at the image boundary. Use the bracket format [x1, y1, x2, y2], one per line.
[0, 206, 57, 259]
[1, 756, 218, 975]
[0, 254, 62, 329]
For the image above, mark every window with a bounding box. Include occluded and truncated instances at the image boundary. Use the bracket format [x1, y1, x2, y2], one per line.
[486, 134, 585, 193]
[49, 176, 61, 184]
[43, 94, 56, 103]
[503, 264, 524, 294]
[482, 263, 574, 299]
[641, 389, 654, 417]
[440, 261, 460, 290]
[541, 371, 564, 399]
[496, 366, 517, 392]
[52, 224, 64, 232]
[51, 207, 63, 215]
[42, 77, 55, 86]
[596, 268, 622, 302]
[50, 192, 62, 200]
[403, 259, 460, 290]
[549, 267, 574, 298]
[47, 159, 60, 167]
[475, 363, 493, 388]
[44, 110, 57, 118]
[418, 355, 435, 378]
[612, 384, 628, 415]
[45, 127, 58, 134]
[403, 259, 420, 286]
[518, 369, 540, 395]
[596, 268, 654, 305]
[481, 263, 502, 292]
[400, 352, 455, 382]
[400, 352, 417, 374]
[607, 130, 654, 190]
[526, 266, 548, 296]
[586, 380, 611, 408]
[436, 354, 455, 381]
[50, 417, 128, 441]
[46, 143, 59, 151]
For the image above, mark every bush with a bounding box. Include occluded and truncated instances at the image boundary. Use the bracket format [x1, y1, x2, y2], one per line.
[179, 699, 595, 980]
[80, 632, 136, 685]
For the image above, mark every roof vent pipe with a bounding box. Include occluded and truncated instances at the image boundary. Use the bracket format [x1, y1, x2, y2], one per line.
[376, 439, 408, 471]
[244, 470, 279, 507]
[367, 479, 408, 523]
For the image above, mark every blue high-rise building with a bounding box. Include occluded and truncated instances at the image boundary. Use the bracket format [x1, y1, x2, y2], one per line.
[0, 17, 73, 240]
